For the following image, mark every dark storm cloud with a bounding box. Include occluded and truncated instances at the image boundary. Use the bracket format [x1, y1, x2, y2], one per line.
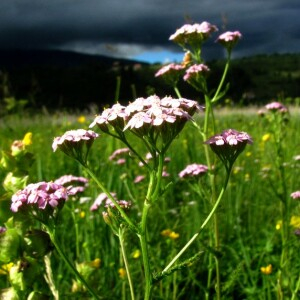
[0, 0, 299, 60]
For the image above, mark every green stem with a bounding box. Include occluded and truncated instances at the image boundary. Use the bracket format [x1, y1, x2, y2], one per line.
[46, 228, 100, 300]
[211, 52, 231, 103]
[162, 170, 231, 274]
[119, 227, 135, 300]
[291, 274, 300, 300]
[139, 201, 152, 300]
[174, 86, 182, 98]
[84, 166, 138, 232]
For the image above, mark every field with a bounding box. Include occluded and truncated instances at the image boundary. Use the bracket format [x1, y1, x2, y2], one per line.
[1, 105, 300, 299]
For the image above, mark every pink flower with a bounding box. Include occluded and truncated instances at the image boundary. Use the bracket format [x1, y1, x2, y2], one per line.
[90, 192, 117, 211]
[90, 192, 131, 211]
[134, 175, 146, 183]
[265, 102, 288, 113]
[217, 31, 242, 50]
[109, 148, 130, 161]
[52, 129, 99, 152]
[169, 22, 218, 45]
[54, 175, 89, 196]
[89, 104, 128, 132]
[183, 64, 210, 81]
[205, 129, 253, 168]
[155, 63, 185, 77]
[52, 129, 99, 164]
[179, 163, 208, 178]
[11, 182, 68, 213]
[291, 191, 300, 200]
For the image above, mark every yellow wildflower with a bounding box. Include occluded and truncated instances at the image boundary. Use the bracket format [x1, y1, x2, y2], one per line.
[77, 115, 86, 124]
[260, 264, 272, 275]
[245, 151, 252, 157]
[161, 229, 172, 237]
[290, 216, 300, 228]
[0, 263, 14, 275]
[276, 220, 282, 230]
[169, 231, 180, 240]
[79, 211, 86, 219]
[22, 132, 32, 146]
[262, 133, 271, 142]
[88, 258, 101, 269]
[161, 229, 179, 240]
[244, 173, 250, 181]
[118, 268, 126, 279]
[132, 249, 141, 259]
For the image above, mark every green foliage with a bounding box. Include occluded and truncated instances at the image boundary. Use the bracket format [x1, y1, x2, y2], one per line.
[0, 107, 300, 298]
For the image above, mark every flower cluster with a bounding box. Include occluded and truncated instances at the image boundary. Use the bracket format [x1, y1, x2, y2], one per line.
[183, 64, 210, 81]
[54, 175, 89, 196]
[155, 63, 185, 78]
[11, 181, 68, 213]
[169, 22, 218, 46]
[179, 163, 208, 178]
[291, 191, 300, 200]
[90, 95, 203, 146]
[109, 148, 130, 165]
[216, 31, 242, 51]
[205, 129, 253, 169]
[52, 129, 99, 164]
[155, 63, 185, 87]
[265, 101, 288, 113]
[90, 192, 131, 212]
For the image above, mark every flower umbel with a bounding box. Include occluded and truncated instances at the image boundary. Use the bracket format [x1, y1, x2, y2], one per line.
[11, 181, 69, 223]
[169, 22, 218, 48]
[290, 191, 300, 200]
[179, 163, 208, 178]
[204, 129, 253, 171]
[216, 31, 242, 52]
[265, 102, 288, 113]
[54, 175, 89, 196]
[52, 129, 99, 165]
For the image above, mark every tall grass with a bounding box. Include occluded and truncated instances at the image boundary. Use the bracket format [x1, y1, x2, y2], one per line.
[1, 106, 299, 299]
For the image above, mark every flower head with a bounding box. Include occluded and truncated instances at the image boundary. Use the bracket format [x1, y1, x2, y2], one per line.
[179, 163, 208, 178]
[54, 175, 89, 196]
[217, 31, 242, 51]
[260, 264, 272, 275]
[183, 64, 210, 81]
[89, 104, 127, 133]
[291, 191, 300, 200]
[52, 129, 99, 165]
[169, 22, 218, 46]
[204, 129, 253, 170]
[155, 63, 185, 86]
[11, 181, 68, 215]
[265, 102, 288, 113]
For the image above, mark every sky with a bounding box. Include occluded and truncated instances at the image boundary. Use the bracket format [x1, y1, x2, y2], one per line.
[0, 0, 299, 64]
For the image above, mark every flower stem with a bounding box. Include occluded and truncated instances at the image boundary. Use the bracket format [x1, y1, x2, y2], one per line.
[84, 166, 138, 233]
[139, 200, 152, 300]
[46, 227, 100, 300]
[119, 226, 135, 300]
[162, 171, 230, 274]
[211, 53, 231, 103]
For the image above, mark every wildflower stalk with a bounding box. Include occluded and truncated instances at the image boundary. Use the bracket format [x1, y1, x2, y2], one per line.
[45, 226, 100, 300]
[44, 254, 59, 300]
[291, 274, 300, 300]
[83, 166, 138, 233]
[139, 151, 165, 299]
[162, 169, 231, 275]
[119, 226, 135, 300]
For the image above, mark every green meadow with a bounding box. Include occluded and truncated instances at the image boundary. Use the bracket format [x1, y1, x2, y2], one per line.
[1, 105, 299, 299]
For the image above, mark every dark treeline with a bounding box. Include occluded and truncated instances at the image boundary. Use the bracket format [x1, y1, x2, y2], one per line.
[0, 49, 299, 112]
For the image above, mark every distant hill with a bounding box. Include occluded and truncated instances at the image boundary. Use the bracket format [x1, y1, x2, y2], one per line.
[0, 49, 299, 111]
